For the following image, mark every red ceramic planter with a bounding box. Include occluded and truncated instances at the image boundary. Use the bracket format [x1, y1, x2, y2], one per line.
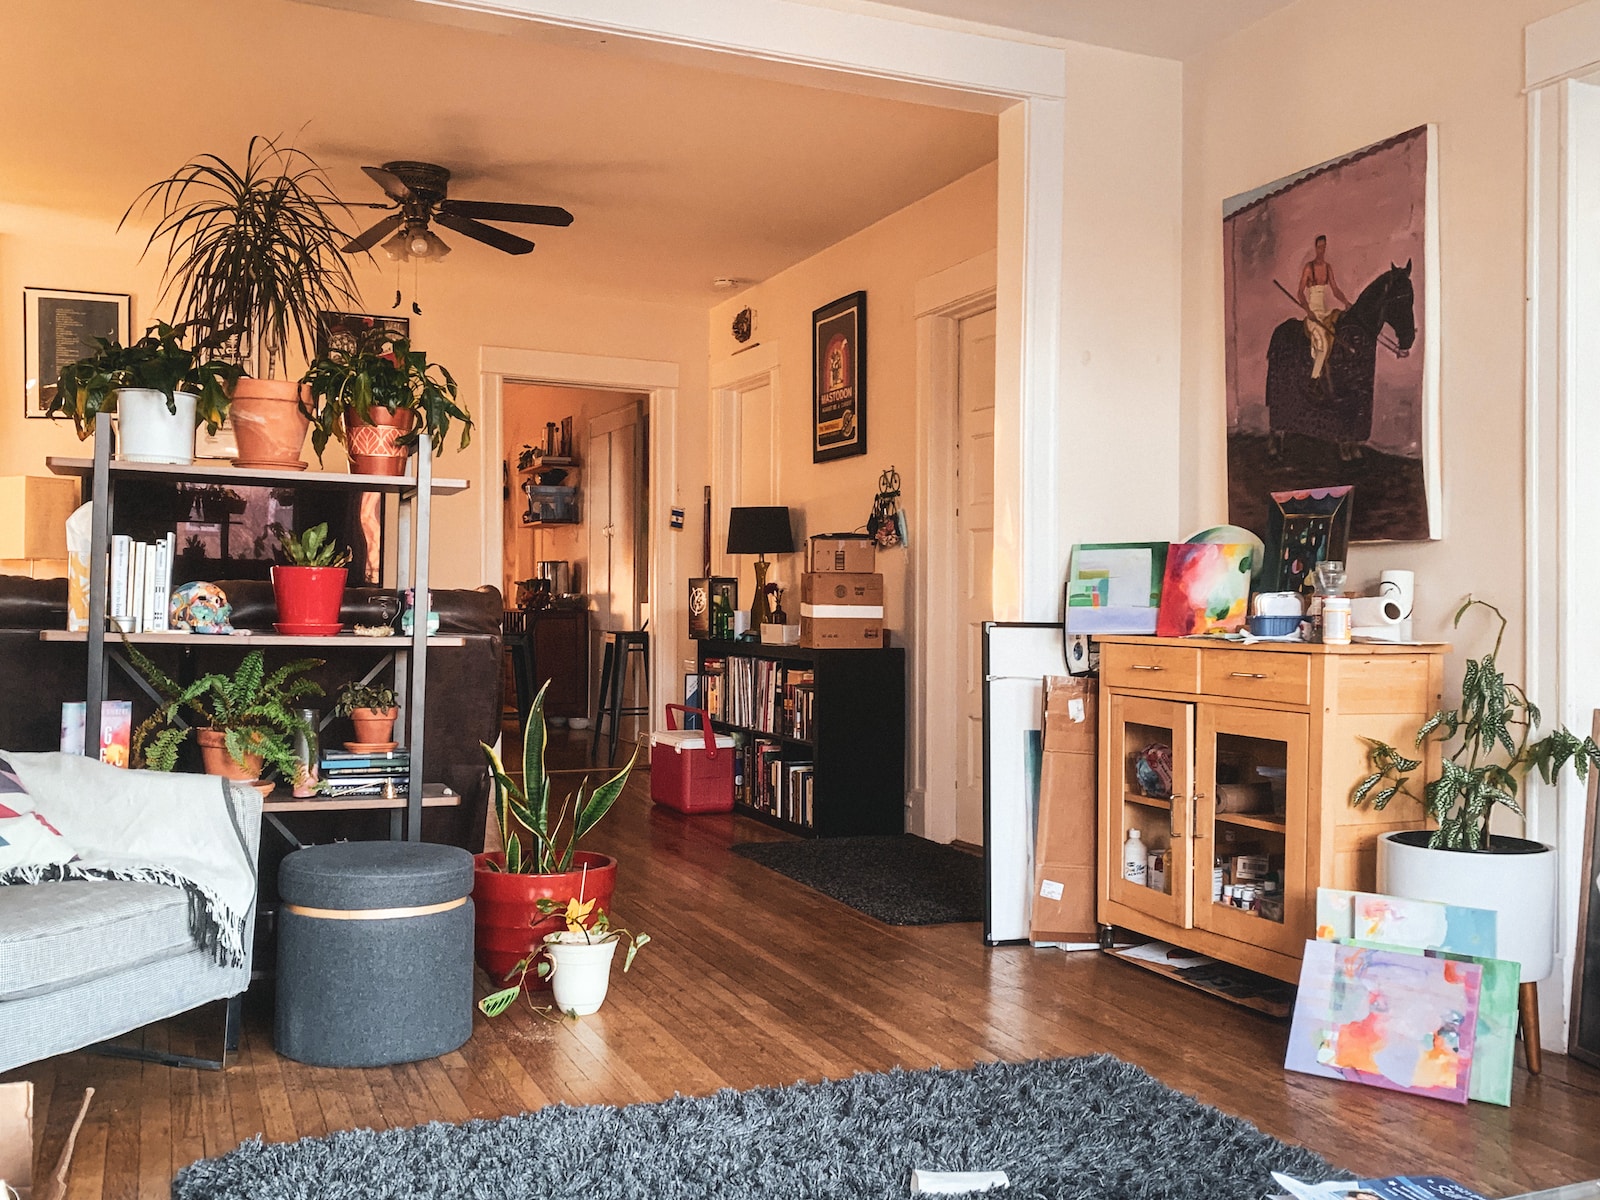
[270, 565, 347, 632]
[472, 850, 617, 982]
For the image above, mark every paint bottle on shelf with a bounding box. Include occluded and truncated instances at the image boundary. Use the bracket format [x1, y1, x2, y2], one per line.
[1147, 845, 1167, 894]
[1322, 597, 1352, 645]
[1122, 828, 1147, 885]
[1212, 857, 1226, 903]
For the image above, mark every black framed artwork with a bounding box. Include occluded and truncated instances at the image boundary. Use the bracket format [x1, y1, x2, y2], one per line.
[317, 311, 410, 358]
[812, 290, 866, 463]
[24, 287, 131, 418]
[1572, 710, 1600, 1068]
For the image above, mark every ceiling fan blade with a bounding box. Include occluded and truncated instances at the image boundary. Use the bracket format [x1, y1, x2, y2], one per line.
[343, 213, 405, 254]
[435, 210, 535, 255]
[440, 199, 573, 227]
[362, 165, 411, 203]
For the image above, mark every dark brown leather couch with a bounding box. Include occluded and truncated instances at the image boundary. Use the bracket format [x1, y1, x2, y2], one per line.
[0, 574, 502, 852]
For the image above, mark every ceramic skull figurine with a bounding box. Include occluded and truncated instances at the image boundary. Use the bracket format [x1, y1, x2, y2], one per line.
[170, 581, 234, 634]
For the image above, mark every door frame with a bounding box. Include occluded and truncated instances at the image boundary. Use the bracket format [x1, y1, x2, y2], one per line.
[709, 341, 784, 578]
[479, 346, 679, 736]
[912, 251, 997, 841]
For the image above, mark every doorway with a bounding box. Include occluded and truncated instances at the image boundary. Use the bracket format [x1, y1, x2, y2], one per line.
[955, 307, 997, 846]
[502, 381, 650, 749]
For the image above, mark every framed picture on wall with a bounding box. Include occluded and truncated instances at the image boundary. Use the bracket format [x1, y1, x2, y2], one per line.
[24, 287, 132, 419]
[812, 290, 866, 463]
[316, 311, 410, 358]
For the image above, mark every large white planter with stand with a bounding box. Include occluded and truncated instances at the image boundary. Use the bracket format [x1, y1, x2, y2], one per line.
[543, 932, 619, 1016]
[113, 387, 196, 465]
[1378, 829, 1555, 1067]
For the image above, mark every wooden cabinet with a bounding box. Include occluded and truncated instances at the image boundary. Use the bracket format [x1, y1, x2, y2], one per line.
[1097, 636, 1447, 983]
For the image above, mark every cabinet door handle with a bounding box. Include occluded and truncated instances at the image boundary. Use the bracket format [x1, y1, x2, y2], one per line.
[1130, 664, 1164, 672]
[1230, 671, 1268, 679]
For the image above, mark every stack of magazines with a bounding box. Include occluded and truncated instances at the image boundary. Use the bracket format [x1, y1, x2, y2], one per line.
[319, 748, 410, 798]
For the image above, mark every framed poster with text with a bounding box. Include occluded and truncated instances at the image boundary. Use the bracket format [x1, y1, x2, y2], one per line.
[24, 288, 131, 418]
[812, 290, 866, 463]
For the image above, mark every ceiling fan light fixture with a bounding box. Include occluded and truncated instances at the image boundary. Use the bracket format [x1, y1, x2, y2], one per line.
[381, 225, 452, 262]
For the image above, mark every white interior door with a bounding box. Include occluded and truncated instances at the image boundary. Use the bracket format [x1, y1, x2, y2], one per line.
[587, 406, 644, 733]
[956, 307, 997, 846]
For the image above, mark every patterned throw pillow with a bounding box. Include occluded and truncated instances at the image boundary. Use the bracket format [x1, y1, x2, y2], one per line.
[0, 755, 78, 874]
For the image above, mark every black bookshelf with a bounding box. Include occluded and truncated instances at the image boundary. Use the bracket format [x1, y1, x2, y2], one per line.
[695, 639, 905, 838]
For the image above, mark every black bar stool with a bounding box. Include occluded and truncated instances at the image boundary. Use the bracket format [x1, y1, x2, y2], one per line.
[501, 610, 536, 734]
[591, 629, 649, 766]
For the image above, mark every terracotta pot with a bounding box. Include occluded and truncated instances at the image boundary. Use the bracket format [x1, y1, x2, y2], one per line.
[196, 728, 262, 781]
[345, 407, 416, 476]
[350, 706, 398, 743]
[270, 565, 347, 633]
[472, 851, 617, 982]
[231, 378, 310, 470]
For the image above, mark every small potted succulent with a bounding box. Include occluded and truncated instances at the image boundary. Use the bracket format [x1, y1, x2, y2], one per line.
[473, 681, 633, 982]
[127, 644, 322, 782]
[50, 321, 240, 464]
[270, 522, 351, 635]
[334, 680, 400, 745]
[479, 898, 649, 1019]
[301, 325, 473, 475]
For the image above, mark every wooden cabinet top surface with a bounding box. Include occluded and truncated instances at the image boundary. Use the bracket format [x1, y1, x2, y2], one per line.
[1094, 635, 1450, 657]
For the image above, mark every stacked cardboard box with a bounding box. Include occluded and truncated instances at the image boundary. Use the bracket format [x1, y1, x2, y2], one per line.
[800, 534, 883, 649]
[1030, 675, 1099, 944]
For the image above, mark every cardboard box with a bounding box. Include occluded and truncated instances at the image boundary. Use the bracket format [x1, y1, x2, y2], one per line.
[799, 615, 883, 649]
[807, 533, 875, 574]
[1030, 675, 1100, 944]
[799, 572, 883, 607]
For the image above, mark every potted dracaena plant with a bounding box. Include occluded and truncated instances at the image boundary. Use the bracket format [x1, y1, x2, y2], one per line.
[479, 898, 649, 1019]
[473, 681, 633, 985]
[1353, 596, 1600, 997]
[50, 322, 240, 465]
[123, 135, 362, 470]
[301, 323, 473, 475]
[334, 680, 400, 746]
[269, 522, 351, 636]
[127, 643, 322, 783]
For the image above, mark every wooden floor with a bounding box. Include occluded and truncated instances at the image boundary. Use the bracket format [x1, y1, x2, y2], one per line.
[10, 733, 1600, 1198]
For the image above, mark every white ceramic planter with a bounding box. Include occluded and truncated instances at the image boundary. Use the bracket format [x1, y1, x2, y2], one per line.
[114, 388, 196, 464]
[543, 932, 619, 1015]
[1378, 830, 1555, 981]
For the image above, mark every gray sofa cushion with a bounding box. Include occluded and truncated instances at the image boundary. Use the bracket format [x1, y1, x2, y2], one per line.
[279, 841, 474, 910]
[0, 879, 194, 1001]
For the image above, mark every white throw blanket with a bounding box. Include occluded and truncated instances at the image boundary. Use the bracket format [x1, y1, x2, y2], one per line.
[0, 752, 258, 967]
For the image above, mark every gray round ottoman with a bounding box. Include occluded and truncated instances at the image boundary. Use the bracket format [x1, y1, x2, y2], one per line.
[276, 841, 475, 1067]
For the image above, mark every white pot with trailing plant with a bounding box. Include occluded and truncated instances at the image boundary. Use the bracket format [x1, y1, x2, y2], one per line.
[1353, 597, 1599, 1058]
[478, 897, 648, 1019]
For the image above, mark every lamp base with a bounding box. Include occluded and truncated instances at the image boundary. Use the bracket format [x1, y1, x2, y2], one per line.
[750, 558, 772, 627]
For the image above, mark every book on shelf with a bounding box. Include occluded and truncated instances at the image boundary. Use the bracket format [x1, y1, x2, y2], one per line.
[319, 763, 411, 778]
[107, 531, 175, 633]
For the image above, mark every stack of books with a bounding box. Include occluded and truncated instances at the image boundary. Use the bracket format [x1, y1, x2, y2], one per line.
[318, 748, 411, 798]
[108, 533, 175, 633]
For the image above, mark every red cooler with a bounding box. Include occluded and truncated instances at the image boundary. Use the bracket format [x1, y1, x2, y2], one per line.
[651, 705, 735, 813]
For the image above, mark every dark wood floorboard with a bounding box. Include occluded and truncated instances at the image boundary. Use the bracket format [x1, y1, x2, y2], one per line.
[6, 728, 1600, 1197]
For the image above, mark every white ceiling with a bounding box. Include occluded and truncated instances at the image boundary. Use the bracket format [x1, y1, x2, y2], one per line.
[841, 0, 1302, 61]
[1, 0, 998, 305]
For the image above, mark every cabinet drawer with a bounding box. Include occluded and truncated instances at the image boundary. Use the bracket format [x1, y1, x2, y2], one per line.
[1200, 650, 1310, 705]
[1102, 643, 1200, 692]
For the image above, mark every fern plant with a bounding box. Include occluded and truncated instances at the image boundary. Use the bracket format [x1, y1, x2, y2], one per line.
[1352, 597, 1600, 850]
[480, 681, 632, 875]
[272, 522, 351, 567]
[128, 644, 323, 778]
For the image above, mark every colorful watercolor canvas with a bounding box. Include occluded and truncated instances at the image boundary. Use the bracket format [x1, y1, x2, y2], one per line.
[1154, 542, 1252, 637]
[1064, 542, 1168, 635]
[1352, 892, 1497, 958]
[1287, 940, 1481, 1104]
[1316, 887, 1358, 940]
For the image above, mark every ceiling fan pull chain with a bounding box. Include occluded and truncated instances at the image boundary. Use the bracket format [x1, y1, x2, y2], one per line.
[412, 259, 422, 316]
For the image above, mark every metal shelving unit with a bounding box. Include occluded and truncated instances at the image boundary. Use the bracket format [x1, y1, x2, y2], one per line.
[46, 432, 469, 841]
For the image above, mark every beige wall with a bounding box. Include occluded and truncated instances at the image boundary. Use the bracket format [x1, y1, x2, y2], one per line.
[1182, 0, 1577, 675]
[707, 161, 999, 647]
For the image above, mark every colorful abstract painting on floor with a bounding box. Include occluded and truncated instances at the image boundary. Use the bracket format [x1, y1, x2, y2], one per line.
[1154, 542, 1252, 637]
[1287, 940, 1481, 1104]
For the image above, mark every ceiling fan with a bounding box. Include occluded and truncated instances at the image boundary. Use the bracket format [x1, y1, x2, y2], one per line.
[344, 160, 573, 262]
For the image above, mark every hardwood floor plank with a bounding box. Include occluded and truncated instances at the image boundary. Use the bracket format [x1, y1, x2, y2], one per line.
[2, 746, 1596, 1199]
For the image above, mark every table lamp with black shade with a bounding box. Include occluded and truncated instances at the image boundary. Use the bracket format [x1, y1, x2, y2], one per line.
[726, 505, 795, 628]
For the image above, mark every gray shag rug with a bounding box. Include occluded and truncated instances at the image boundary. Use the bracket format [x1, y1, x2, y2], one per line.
[173, 1055, 1332, 1199]
[730, 834, 983, 925]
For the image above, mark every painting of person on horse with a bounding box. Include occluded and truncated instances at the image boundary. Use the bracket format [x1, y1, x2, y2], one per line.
[1224, 126, 1438, 543]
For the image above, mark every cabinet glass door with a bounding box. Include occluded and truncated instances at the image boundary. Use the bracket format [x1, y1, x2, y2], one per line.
[1193, 704, 1308, 957]
[1105, 694, 1194, 929]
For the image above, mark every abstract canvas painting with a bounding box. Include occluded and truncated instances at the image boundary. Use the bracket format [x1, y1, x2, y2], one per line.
[1353, 893, 1497, 959]
[1064, 542, 1168, 635]
[1224, 126, 1440, 543]
[1287, 940, 1481, 1104]
[1154, 542, 1252, 637]
[1262, 486, 1353, 596]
